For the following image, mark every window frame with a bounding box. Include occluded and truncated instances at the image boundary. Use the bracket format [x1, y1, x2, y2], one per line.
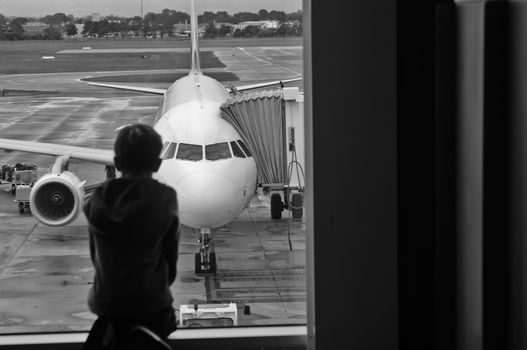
[236, 139, 252, 157]
[161, 142, 178, 160]
[0, 326, 307, 349]
[230, 140, 246, 158]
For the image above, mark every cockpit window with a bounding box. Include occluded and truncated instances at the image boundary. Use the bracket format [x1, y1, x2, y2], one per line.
[206, 142, 232, 161]
[161, 142, 177, 160]
[230, 141, 246, 158]
[237, 140, 252, 157]
[160, 141, 170, 155]
[176, 143, 203, 161]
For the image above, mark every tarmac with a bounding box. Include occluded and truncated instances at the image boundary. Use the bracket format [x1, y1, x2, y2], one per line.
[0, 41, 305, 333]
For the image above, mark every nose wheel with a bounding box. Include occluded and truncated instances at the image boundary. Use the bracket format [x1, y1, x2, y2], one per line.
[195, 228, 216, 275]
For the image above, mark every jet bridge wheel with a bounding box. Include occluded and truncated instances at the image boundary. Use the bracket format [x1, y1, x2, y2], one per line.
[291, 192, 304, 219]
[271, 193, 283, 220]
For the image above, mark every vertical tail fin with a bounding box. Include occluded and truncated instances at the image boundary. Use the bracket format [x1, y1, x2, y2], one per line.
[189, 0, 202, 75]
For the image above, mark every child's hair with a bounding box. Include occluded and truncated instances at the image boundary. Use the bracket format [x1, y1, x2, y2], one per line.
[114, 124, 162, 173]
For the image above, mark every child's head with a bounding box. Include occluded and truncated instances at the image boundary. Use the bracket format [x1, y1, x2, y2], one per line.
[114, 124, 162, 175]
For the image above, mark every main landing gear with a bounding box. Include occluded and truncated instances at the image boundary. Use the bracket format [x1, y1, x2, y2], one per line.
[195, 228, 216, 275]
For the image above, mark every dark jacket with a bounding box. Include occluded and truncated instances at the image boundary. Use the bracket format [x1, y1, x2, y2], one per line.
[83, 177, 179, 316]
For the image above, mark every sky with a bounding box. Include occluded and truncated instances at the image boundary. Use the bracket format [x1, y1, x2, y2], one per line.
[0, 0, 303, 18]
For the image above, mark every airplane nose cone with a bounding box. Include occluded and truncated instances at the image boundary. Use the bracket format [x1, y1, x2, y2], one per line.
[177, 172, 235, 202]
[176, 172, 237, 228]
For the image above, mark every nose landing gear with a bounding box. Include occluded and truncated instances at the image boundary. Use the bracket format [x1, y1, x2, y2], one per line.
[195, 228, 216, 275]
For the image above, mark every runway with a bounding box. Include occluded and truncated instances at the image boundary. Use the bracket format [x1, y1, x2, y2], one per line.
[0, 39, 305, 333]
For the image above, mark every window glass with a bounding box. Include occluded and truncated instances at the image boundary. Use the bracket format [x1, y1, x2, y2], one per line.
[230, 141, 246, 158]
[206, 142, 232, 161]
[0, 0, 305, 337]
[176, 143, 203, 161]
[237, 140, 252, 157]
[161, 142, 177, 160]
[161, 141, 170, 155]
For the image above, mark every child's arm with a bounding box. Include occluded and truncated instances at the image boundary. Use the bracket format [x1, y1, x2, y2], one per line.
[163, 217, 179, 285]
[163, 194, 180, 285]
[83, 197, 96, 265]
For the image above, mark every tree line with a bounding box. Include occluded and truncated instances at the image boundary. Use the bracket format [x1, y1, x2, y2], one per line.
[0, 9, 302, 41]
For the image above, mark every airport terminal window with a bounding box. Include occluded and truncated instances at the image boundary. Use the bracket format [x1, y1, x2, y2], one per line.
[237, 140, 252, 157]
[176, 143, 203, 161]
[0, 0, 305, 341]
[205, 142, 232, 161]
[161, 142, 177, 160]
[230, 141, 246, 158]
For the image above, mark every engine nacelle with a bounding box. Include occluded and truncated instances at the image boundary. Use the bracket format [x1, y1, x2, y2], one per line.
[29, 171, 85, 226]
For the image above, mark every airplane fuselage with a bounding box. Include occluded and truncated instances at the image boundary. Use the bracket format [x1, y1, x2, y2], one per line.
[153, 74, 258, 229]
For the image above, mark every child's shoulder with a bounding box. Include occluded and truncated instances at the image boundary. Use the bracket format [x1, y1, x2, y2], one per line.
[148, 178, 177, 196]
[147, 179, 178, 212]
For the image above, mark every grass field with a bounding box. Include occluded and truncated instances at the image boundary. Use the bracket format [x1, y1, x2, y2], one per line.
[0, 49, 223, 74]
[0, 37, 302, 75]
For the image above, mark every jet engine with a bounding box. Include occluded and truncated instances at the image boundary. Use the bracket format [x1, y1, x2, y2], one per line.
[29, 156, 85, 226]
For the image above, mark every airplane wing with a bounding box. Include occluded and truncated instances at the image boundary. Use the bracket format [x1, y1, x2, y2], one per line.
[87, 78, 301, 95]
[231, 77, 303, 92]
[87, 82, 166, 95]
[0, 138, 114, 166]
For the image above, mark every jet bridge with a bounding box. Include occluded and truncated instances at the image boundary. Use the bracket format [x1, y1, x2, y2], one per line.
[220, 87, 305, 219]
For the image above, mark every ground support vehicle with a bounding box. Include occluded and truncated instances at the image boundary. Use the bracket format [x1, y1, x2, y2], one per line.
[0, 163, 38, 213]
[1, 164, 38, 192]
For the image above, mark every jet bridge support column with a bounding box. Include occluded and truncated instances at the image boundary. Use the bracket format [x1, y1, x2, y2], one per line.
[283, 88, 305, 219]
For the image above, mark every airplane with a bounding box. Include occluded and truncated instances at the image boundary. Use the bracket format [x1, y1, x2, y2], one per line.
[0, 0, 301, 274]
